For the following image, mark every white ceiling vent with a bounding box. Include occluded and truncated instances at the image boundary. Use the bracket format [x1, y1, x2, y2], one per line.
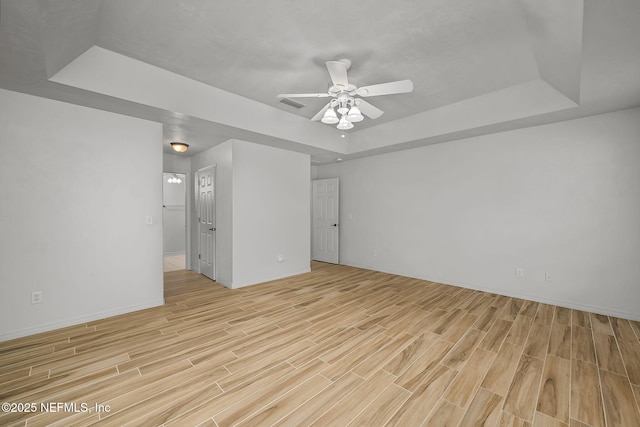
[279, 97, 305, 109]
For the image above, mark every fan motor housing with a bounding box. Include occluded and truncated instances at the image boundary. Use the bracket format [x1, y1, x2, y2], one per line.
[329, 84, 357, 97]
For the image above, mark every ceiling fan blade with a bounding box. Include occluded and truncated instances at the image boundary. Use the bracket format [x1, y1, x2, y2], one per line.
[326, 61, 349, 90]
[311, 102, 331, 121]
[277, 93, 330, 98]
[355, 99, 384, 119]
[355, 80, 413, 97]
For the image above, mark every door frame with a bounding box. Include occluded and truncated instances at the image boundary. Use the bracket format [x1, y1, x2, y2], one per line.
[162, 171, 188, 270]
[312, 177, 340, 264]
[195, 165, 216, 279]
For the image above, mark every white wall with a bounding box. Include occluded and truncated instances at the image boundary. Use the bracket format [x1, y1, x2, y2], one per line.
[232, 141, 310, 287]
[0, 89, 164, 341]
[317, 108, 640, 320]
[190, 140, 310, 288]
[164, 152, 191, 174]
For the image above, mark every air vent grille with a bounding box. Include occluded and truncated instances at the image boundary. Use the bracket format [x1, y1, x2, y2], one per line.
[279, 98, 305, 109]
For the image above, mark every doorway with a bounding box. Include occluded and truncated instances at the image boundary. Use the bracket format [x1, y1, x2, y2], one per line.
[163, 172, 186, 272]
[196, 166, 216, 280]
[312, 178, 339, 264]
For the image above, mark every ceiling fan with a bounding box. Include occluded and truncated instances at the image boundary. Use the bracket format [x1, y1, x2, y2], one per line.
[277, 59, 414, 130]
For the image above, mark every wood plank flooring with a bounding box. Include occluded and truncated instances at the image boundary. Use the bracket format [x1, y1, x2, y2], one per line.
[1, 262, 640, 426]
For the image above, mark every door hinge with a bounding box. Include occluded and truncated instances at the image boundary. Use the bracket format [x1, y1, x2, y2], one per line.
[198, 254, 201, 259]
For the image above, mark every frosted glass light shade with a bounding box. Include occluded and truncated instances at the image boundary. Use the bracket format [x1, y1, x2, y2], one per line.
[170, 142, 189, 153]
[347, 105, 363, 122]
[337, 116, 354, 130]
[321, 108, 339, 124]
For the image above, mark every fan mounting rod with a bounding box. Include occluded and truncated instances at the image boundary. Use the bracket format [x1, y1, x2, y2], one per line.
[337, 59, 352, 70]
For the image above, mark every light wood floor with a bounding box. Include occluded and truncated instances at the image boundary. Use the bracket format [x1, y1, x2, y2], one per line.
[1, 262, 639, 427]
[164, 254, 186, 272]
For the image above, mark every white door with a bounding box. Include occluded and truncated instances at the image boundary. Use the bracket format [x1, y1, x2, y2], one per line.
[312, 178, 339, 263]
[197, 166, 215, 280]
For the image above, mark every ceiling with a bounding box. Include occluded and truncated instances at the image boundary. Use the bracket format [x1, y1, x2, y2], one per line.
[1, 0, 639, 164]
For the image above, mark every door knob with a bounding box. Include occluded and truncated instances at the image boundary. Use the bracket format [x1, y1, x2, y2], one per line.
[209, 228, 214, 231]
[332, 224, 338, 227]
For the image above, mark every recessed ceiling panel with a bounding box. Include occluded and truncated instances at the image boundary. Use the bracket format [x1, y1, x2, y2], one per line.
[1, 0, 639, 163]
[95, 0, 540, 129]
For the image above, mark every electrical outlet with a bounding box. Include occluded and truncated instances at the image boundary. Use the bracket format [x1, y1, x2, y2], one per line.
[545, 272, 552, 282]
[31, 291, 42, 304]
[515, 268, 524, 278]
[276, 254, 284, 263]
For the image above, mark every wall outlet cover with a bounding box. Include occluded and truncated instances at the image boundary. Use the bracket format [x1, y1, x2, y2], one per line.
[31, 291, 42, 304]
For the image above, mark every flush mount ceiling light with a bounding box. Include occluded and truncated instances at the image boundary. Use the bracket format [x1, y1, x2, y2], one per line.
[170, 142, 189, 153]
[278, 59, 413, 131]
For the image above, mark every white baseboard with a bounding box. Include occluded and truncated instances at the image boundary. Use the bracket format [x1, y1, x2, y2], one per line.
[231, 268, 312, 289]
[454, 280, 640, 322]
[216, 277, 232, 288]
[341, 261, 640, 322]
[164, 251, 185, 256]
[0, 299, 165, 343]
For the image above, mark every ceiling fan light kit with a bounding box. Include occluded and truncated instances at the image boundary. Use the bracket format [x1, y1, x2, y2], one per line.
[347, 105, 363, 122]
[278, 59, 413, 131]
[337, 115, 354, 130]
[321, 106, 339, 124]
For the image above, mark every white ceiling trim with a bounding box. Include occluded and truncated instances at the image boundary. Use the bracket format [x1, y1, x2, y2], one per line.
[50, 46, 348, 154]
[2, 0, 637, 163]
[348, 79, 578, 154]
[51, 46, 579, 157]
